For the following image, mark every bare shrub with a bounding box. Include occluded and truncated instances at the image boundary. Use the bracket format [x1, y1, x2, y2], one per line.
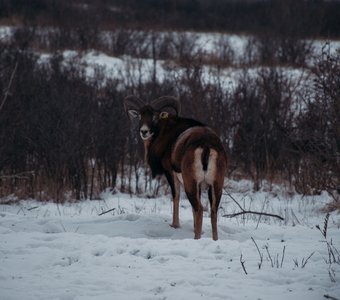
[231, 68, 296, 190]
[294, 45, 340, 201]
[202, 35, 236, 68]
[0, 46, 130, 201]
[172, 32, 200, 66]
[254, 34, 314, 67]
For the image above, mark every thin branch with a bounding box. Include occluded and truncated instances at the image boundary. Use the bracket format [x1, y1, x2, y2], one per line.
[328, 269, 336, 283]
[223, 190, 244, 211]
[324, 294, 338, 300]
[265, 245, 274, 268]
[223, 210, 284, 221]
[293, 258, 299, 267]
[290, 208, 301, 225]
[280, 245, 286, 268]
[251, 237, 263, 269]
[223, 190, 284, 221]
[240, 254, 248, 275]
[301, 251, 315, 268]
[256, 198, 267, 229]
[316, 213, 330, 239]
[0, 171, 35, 180]
[98, 208, 116, 216]
[0, 61, 18, 112]
[27, 206, 39, 211]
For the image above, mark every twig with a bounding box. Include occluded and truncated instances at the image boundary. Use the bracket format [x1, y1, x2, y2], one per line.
[60, 221, 67, 232]
[223, 190, 284, 221]
[328, 268, 336, 283]
[251, 237, 263, 269]
[256, 198, 267, 229]
[98, 208, 116, 216]
[223, 210, 284, 221]
[293, 258, 299, 267]
[276, 253, 280, 268]
[223, 190, 244, 211]
[324, 294, 338, 300]
[326, 241, 339, 265]
[265, 245, 274, 267]
[27, 206, 38, 211]
[280, 245, 286, 268]
[0, 61, 18, 112]
[290, 208, 301, 225]
[316, 213, 330, 239]
[240, 254, 248, 275]
[302, 252, 315, 268]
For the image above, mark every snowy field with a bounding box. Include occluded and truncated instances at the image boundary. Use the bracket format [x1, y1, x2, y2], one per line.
[1, 180, 339, 300]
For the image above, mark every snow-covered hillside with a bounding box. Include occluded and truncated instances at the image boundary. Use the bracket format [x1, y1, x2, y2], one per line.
[1, 180, 339, 300]
[2, 25, 340, 92]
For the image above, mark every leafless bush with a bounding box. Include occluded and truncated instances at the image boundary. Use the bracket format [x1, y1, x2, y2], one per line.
[206, 36, 235, 68]
[294, 45, 340, 199]
[230, 68, 296, 190]
[254, 34, 314, 67]
[0, 47, 130, 201]
[108, 30, 150, 58]
[172, 32, 200, 66]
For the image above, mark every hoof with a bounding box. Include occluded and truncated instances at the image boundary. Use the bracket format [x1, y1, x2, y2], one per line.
[170, 223, 180, 229]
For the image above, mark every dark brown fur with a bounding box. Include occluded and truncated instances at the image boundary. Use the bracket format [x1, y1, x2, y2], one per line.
[170, 127, 227, 240]
[149, 122, 228, 240]
[124, 96, 228, 240]
[147, 116, 204, 177]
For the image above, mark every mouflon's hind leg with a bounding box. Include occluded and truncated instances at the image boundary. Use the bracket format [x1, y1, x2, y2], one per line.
[165, 171, 181, 228]
[185, 182, 203, 239]
[208, 182, 222, 241]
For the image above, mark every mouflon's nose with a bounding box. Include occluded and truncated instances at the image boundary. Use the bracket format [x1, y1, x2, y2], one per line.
[140, 129, 148, 136]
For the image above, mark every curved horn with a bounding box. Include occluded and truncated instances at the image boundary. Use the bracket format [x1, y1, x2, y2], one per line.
[123, 95, 145, 113]
[150, 96, 181, 116]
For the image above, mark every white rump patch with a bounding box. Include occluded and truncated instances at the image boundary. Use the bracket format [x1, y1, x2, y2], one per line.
[193, 148, 218, 186]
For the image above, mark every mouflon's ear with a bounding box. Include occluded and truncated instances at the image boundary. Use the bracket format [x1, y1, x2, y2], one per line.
[127, 109, 140, 119]
[159, 111, 169, 119]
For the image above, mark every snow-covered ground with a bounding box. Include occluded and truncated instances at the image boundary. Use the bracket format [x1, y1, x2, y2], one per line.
[1, 180, 339, 300]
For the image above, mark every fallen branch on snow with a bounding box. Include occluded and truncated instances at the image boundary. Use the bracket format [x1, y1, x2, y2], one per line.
[222, 191, 284, 221]
[324, 294, 339, 300]
[98, 208, 116, 216]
